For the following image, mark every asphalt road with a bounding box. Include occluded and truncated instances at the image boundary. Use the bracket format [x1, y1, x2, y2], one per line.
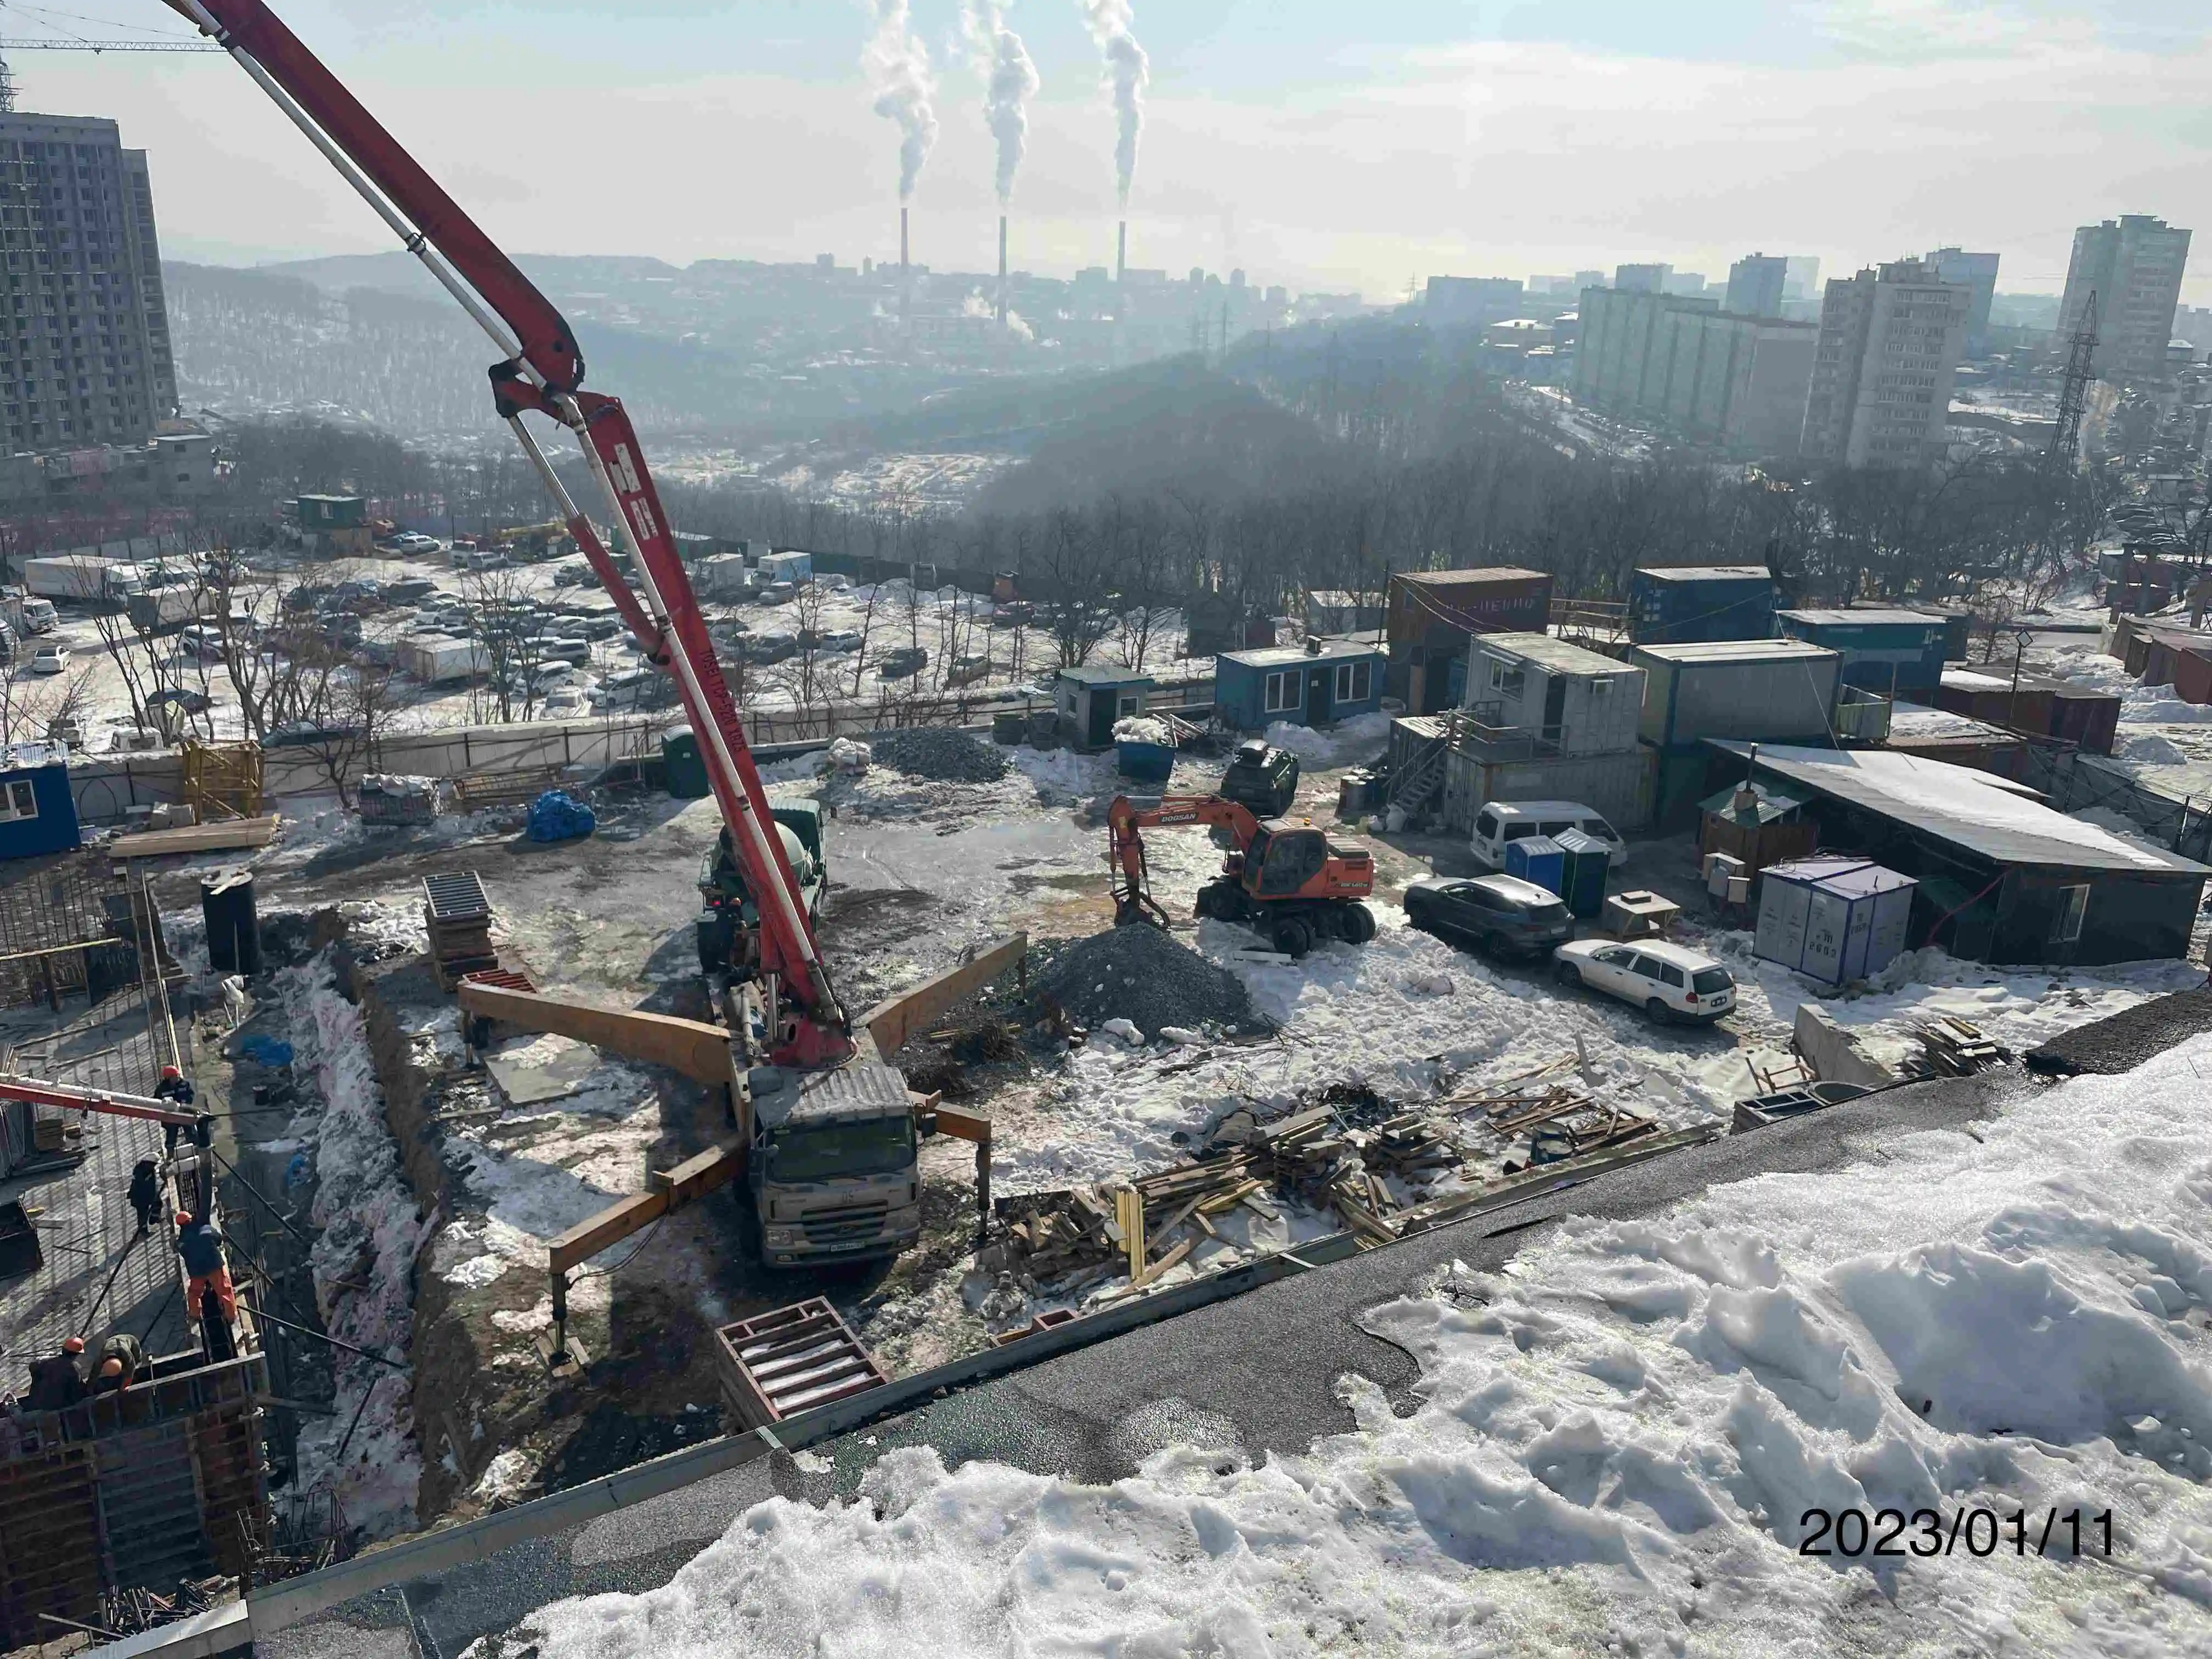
[251, 1057, 2054, 1659]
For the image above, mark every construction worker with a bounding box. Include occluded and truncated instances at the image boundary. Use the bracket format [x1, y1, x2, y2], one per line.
[24, 1336, 87, 1412]
[155, 1064, 195, 1155]
[128, 1156, 162, 1234]
[94, 1331, 146, 1392]
[174, 1210, 235, 1328]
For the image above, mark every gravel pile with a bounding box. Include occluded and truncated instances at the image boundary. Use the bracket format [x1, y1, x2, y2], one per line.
[1032, 924, 1265, 1039]
[867, 726, 1010, 784]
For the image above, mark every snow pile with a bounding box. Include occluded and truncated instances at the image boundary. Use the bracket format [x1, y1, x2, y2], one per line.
[2123, 732, 2191, 766]
[1260, 710, 1391, 768]
[479, 1034, 2212, 1658]
[279, 951, 432, 1537]
[1111, 715, 1173, 746]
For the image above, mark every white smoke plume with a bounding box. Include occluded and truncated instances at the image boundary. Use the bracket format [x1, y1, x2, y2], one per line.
[864, 0, 938, 201]
[963, 1, 1041, 206]
[1078, 0, 1148, 208]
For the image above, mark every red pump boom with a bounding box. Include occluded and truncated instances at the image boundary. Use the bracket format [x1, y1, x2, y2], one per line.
[163, 0, 849, 1065]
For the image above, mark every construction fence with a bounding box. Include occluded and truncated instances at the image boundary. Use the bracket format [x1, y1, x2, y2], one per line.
[2018, 743, 2212, 864]
[61, 671, 1218, 823]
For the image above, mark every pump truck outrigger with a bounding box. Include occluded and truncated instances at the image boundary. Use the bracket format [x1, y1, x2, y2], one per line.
[170, 0, 1011, 1364]
[1107, 793, 1379, 957]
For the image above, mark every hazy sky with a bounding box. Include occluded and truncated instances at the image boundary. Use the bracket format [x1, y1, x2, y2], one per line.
[15, 0, 2209, 303]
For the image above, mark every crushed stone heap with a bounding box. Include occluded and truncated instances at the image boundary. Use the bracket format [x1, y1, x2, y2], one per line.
[1031, 924, 1266, 1039]
[868, 726, 1011, 785]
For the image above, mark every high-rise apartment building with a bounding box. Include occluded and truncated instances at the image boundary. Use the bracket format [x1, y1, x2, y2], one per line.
[1424, 275, 1526, 327]
[1613, 263, 1671, 295]
[1573, 285, 1816, 458]
[2059, 215, 2192, 381]
[1799, 259, 1970, 469]
[1925, 248, 2000, 356]
[1781, 256, 1820, 301]
[0, 112, 177, 455]
[1725, 253, 1788, 319]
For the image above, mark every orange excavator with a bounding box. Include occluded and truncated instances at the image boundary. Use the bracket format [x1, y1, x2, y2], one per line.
[1106, 794, 1378, 958]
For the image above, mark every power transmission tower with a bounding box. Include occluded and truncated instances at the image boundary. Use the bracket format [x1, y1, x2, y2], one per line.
[0, 44, 13, 111]
[2046, 290, 2098, 475]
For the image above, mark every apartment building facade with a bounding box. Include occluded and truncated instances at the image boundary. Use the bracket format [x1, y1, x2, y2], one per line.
[1799, 259, 1969, 468]
[2060, 215, 2192, 381]
[1572, 284, 1817, 458]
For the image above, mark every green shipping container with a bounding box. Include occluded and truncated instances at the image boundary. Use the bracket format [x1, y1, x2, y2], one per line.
[1553, 827, 1611, 919]
[663, 725, 710, 799]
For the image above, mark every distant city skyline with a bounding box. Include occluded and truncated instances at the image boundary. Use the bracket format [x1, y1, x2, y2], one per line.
[10, 0, 2207, 306]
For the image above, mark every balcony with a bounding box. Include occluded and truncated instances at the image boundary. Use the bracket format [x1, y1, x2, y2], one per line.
[1452, 701, 1570, 762]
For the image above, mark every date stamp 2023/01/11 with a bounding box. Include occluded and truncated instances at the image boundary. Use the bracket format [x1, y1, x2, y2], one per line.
[1800, 1508, 2114, 1560]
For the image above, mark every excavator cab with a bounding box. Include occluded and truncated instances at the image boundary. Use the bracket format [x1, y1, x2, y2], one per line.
[1245, 823, 1329, 896]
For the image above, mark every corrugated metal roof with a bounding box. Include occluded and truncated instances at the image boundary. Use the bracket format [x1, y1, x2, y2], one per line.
[1633, 639, 1837, 664]
[1474, 631, 1635, 676]
[1713, 741, 2209, 876]
[1636, 565, 1775, 583]
[1778, 608, 1944, 629]
[1223, 639, 1382, 668]
[1394, 566, 1547, 586]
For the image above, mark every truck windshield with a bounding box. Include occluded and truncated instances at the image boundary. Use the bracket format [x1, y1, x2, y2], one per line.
[769, 1116, 915, 1182]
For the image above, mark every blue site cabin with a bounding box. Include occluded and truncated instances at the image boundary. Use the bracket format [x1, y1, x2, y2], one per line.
[1627, 565, 1778, 646]
[1054, 665, 1155, 751]
[1774, 608, 1949, 701]
[0, 743, 80, 859]
[1214, 639, 1386, 731]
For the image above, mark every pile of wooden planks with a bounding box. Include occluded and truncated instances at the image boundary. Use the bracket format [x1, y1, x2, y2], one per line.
[1249, 1109, 1396, 1245]
[984, 1186, 1124, 1283]
[1914, 1014, 2006, 1076]
[1349, 1112, 1460, 1182]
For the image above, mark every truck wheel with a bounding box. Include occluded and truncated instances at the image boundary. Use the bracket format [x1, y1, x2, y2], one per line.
[1342, 903, 1377, 944]
[1273, 917, 1313, 959]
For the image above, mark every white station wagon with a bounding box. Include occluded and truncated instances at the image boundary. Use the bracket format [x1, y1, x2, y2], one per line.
[1552, 938, 1736, 1024]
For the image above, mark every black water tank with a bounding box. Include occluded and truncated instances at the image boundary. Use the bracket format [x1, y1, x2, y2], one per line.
[202, 869, 262, 975]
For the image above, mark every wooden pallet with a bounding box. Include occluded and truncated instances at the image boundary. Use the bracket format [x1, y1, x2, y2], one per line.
[453, 765, 565, 812]
[713, 1299, 888, 1432]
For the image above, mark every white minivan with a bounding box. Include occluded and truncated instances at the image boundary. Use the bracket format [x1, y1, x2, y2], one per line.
[1471, 800, 1625, 870]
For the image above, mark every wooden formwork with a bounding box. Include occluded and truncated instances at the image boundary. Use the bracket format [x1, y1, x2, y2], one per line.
[180, 740, 264, 822]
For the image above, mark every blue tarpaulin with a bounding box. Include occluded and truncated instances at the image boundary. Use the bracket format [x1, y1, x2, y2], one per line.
[238, 1034, 294, 1068]
[526, 790, 596, 843]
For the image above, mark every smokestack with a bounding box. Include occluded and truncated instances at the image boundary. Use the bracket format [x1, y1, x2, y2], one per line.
[1116, 218, 1127, 286]
[997, 214, 1009, 328]
[900, 205, 911, 328]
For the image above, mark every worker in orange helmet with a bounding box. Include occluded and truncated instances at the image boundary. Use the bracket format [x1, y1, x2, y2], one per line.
[24, 1336, 88, 1412]
[174, 1210, 235, 1328]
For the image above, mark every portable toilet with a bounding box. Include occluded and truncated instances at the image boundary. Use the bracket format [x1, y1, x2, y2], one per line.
[1551, 827, 1611, 918]
[1503, 833, 1566, 895]
[662, 725, 710, 799]
[1754, 856, 1917, 985]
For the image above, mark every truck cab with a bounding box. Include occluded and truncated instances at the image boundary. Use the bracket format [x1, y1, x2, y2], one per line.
[743, 1060, 922, 1265]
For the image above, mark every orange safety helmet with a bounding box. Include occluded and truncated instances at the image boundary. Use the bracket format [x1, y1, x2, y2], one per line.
[175, 1210, 194, 1227]
[160, 1064, 182, 1081]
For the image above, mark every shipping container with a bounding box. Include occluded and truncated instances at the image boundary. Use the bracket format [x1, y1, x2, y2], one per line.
[1627, 565, 1776, 646]
[1754, 856, 1917, 985]
[1632, 639, 1841, 749]
[1216, 639, 1384, 730]
[1464, 632, 1643, 757]
[125, 584, 217, 634]
[1386, 567, 1554, 715]
[1441, 742, 1655, 835]
[1775, 608, 1948, 700]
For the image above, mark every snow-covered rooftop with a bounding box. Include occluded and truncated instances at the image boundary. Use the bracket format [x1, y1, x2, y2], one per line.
[1718, 741, 2209, 874]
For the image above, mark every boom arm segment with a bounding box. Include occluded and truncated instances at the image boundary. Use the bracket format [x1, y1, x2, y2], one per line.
[1105, 794, 1262, 926]
[170, 0, 848, 1062]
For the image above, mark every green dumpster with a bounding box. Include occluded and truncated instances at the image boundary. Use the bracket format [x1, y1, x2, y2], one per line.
[662, 724, 710, 799]
[1553, 827, 1612, 920]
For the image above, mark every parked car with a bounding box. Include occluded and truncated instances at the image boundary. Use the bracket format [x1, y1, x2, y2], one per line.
[575, 613, 624, 641]
[29, 641, 67, 674]
[383, 577, 439, 602]
[812, 629, 863, 654]
[178, 623, 225, 658]
[452, 546, 506, 572]
[1403, 874, 1572, 960]
[945, 652, 992, 687]
[755, 581, 797, 605]
[386, 531, 442, 554]
[538, 682, 592, 716]
[1551, 939, 1736, 1024]
[532, 659, 579, 689]
[735, 631, 797, 664]
[551, 560, 590, 587]
[534, 636, 591, 665]
[149, 684, 213, 716]
[878, 645, 928, 680]
[1470, 800, 1626, 871]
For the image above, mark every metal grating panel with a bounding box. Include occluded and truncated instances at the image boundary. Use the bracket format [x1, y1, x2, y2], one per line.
[96, 1420, 213, 1594]
[421, 871, 490, 924]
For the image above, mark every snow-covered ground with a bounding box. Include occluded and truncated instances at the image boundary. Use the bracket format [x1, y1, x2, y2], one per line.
[469, 1029, 2212, 1659]
[2042, 640, 2212, 802]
